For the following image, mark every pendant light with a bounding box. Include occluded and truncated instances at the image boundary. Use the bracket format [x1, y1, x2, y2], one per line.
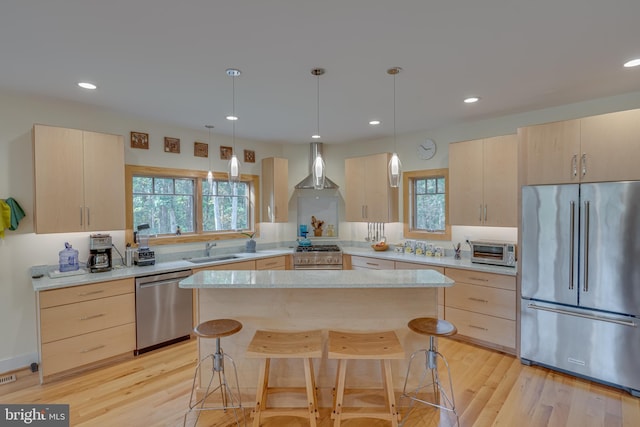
[387, 67, 403, 188]
[205, 125, 214, 185]
[226, 68, 241, 183]
[311, 67, 326, 190]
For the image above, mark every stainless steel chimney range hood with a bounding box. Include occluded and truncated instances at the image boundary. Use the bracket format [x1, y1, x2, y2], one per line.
[294, 142, 339, 189]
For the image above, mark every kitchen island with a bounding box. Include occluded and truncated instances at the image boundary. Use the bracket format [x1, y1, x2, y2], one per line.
[180, 269, 454, 407]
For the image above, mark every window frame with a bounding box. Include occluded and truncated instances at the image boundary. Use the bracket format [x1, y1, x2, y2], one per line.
[403, 168, 451, 241]
[125, 165, 260, 246]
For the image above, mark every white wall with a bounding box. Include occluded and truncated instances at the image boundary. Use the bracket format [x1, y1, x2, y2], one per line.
[2, 88, 640, 371]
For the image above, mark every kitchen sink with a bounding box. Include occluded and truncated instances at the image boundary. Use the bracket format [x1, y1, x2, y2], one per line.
[187, 255, 240, 264]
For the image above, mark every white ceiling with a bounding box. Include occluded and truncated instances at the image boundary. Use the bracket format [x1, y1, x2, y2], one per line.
[2, 0, 640, 144]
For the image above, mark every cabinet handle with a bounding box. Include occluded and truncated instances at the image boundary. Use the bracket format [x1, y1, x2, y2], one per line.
[469, 277, 489, 282]
[80, 313, 106, 321]
[80, 345, 105, 353]
[484, 205, 487, 222]
[361, 206, 365, 219]
[87, 207, 90, 226]
[478, 205, 482, 222]
[468, 297, 488, 303]
[468, 325, 488, 331]
[77, 290, 104, 297]
[273, 206, 277, 221]
[264, 262, 278, 267]
[80, 207, 83, 226]
[581, 153, 587, 177]
[572, 154, 578, 177]
[366, 262, 379, 266]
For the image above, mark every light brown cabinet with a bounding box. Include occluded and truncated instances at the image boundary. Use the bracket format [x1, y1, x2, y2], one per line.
[33, 124, 125, 233]
[395, 261, 445, 320]
[256, 256, 287, 270]
[261, 157, 288, 223]
[350, 255, 395, 270]
[345, 153, 399, 222]
[521, 108, 640, 185]
[449, 134, 518, 227]
[443, 268, 516, 354]
[38, 278, 135, 381]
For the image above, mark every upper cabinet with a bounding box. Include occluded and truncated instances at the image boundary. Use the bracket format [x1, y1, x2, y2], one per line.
[33, 124, 125, 233]
[520, 109, 640, 185]
[261, 157, 288, 223]
[449, 134, 518, 227]
[345, 152, 399, 222]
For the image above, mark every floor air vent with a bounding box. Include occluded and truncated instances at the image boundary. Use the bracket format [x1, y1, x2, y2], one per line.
[0, 374, 17, 385]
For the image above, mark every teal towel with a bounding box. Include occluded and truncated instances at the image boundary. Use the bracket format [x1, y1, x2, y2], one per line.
[5, 197, 25, 230]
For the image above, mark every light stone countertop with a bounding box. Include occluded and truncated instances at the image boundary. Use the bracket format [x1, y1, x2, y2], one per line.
[31, 243, 516, 292]
[341, 246, 518, 276]
[179, 268, 454, 289]
[31, 249, 293, 292]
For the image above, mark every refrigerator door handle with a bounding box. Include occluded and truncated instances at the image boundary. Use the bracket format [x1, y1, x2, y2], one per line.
[583, 200, 590, 293]
[569, 200, 575, 290]
[527, 303, 637, 327]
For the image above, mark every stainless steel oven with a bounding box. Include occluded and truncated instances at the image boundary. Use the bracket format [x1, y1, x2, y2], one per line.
[135, 269, 193, 354]
[293, 244, 343, 270]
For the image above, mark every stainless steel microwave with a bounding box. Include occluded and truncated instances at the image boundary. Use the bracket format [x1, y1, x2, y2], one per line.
[470, 240, 516, 267]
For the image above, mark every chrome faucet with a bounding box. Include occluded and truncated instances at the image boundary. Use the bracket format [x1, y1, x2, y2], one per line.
[205, 241, 217, 257]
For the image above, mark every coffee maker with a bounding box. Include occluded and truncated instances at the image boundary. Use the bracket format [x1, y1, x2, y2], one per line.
[88, 234, 112, 273]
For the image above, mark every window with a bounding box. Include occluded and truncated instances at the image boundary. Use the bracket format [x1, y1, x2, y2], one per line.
[403, 169, 451, 240]
[125, 165, 258, 245]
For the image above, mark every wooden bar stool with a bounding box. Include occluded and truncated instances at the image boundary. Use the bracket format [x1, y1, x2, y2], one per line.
[184, 318, 245, 427]
[246, 329, 323, 427]
[401, 317, 459, 427]
[328, 330, 404, 427]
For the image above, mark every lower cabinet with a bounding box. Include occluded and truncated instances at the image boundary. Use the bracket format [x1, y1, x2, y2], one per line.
[395, 261, 445, 320]
[256, 256, 287, 270]
[443, 268, 516, 354]
[38, 278, 135, 381]
[350, 255, 395, 270]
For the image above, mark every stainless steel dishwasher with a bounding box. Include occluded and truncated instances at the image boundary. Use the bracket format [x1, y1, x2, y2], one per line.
[135, 269, 193, 354]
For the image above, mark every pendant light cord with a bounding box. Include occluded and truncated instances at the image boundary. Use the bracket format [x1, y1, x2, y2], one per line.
[393, 71, 397, 151]
[316, 73, 320, 138]
[232, 74, 236, 151]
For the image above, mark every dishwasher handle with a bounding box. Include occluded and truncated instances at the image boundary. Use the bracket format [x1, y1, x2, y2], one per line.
[135, 270, 192, 288]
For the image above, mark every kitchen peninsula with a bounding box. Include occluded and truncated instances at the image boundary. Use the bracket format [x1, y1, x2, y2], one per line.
[180, 269, 454, 406]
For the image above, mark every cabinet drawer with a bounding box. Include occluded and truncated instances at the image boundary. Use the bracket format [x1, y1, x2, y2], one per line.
[446, 282, 515, 320]
[256, 256, 286, 270]
[194, 260, 256, 272]
[446, 307, 515, 349]
[41, 323, 135, 377]
[351, 256, 395, 270]
[41, 293, 135, 343]
[445, 268, 515, 290]
[39, 278, 134, 308]
[394, 261, 444, 274]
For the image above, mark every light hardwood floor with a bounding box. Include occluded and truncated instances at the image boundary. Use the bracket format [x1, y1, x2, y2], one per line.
[2, 338, 639, 427]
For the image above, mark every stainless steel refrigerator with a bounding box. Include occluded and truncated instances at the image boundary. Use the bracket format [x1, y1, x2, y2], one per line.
[520, 181, 640, 396]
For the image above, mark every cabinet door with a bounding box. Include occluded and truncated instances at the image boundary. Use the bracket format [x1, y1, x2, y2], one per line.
[580, 109, 640, 182]
[449, 139, 483, 225]
[483, 134, 518, 227]
[364, 153, 399, 222]
[261, 157, 288, 222]
[83, 131, 125, 231]
[521, 119, 580, 185]
[345, 157, 367, 221]
[33, 125, 85, 233]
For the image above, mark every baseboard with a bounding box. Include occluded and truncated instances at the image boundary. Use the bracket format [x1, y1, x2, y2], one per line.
[0, 366, 40, 395]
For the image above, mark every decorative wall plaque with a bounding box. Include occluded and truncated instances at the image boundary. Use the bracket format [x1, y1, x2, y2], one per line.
[244, 149, 256, 163]
[220, 146, 233, 160]
[130, 131, 149, 149]
[194, 142, 208, 158]
[164, 137, 180, 154]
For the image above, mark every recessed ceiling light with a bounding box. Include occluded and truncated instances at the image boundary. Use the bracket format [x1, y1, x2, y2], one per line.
[78, 82, 97, 90]
[623, 58, 640, 68]
[226, 115, 238, 121]
[464, 97, 480, 103]
[369, 120, 381, 125]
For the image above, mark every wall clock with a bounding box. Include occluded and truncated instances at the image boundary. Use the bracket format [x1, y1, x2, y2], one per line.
[417, 138, 437, 160]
